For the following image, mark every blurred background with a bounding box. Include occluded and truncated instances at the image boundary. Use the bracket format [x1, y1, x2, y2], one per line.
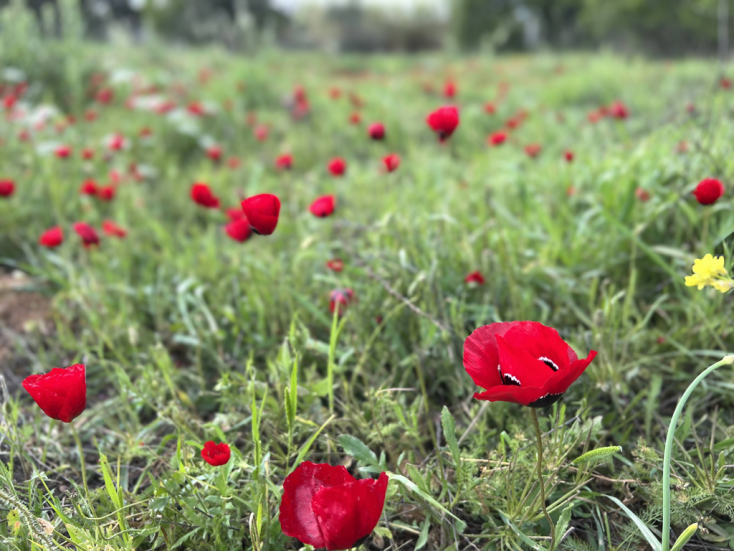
[0, 0, 730, 57]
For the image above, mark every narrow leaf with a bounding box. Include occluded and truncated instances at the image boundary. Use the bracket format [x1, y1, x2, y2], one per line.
[604, 495, 662, 551]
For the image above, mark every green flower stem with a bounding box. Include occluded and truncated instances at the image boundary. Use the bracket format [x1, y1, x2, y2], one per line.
[70, 423, 89, 502]
[531, 408, 556, 551]
[661, 354, 734, 551]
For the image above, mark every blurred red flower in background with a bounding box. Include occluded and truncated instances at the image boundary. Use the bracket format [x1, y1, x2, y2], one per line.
[426, 106, 459, 142]
[241, 194, 281, 235]
[201, 441, 231, 466]
[39, 226, 64, 248]
[693, 178, 725, 205]
[191, 183, 220, 209]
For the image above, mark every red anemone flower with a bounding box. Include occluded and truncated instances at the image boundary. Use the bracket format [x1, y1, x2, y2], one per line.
[73, 223, 100, 247]
[609, 101, 629, 119]
[328, 158, 347, 177]
[349, 112, 361, 125]
[254, 125, 269, 142]
[96, 88, 114, 104]
[279, 461, 388, 551]
[326, 259, 344, 272]
[276, 153, 293, 170]
[310, 195, 336, 218]
[0, 180, 15, 197]
[693, 178, 725, 205]
[524, 144, 542, 158]
[22, 364, 86, 423]
[201, 441, 231, 466]
[187, 101, 205, 116]
[225, 218, 253, 243]
[97, 185, 116, 202]
[329, 87, 342, 100]
[463, 321, 597, 408]
[102, 220, 127, 238]
[241, 193, 281, 235]
[39, 226, 63, 248]
[368, 122, 385, 141]
[382, 153, 400, 173]
[635, 188, 651, 202]
[330, 288, 355, 315]
[564, 151, 574, 163]
[488, 131, 507, 146]
[107, 133, 125, 151]
[443, 80, 457, 98]
[191, 183, 220, 209]
[206, 145, 222, 162]
[227, 157, 241, 169]
[484, 102, 496, 114]
[82, 148, 94, 160]
[465, 271, 485, 285]
[226, 206, 246, 221]
[55, 145, 72, 158]
[139, 126, 152, 137]
[721, 77, 732, 89]
[426, 106, 459, 142]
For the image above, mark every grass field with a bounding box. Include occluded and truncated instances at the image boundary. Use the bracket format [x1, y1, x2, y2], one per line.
[1, 26, 734, 551]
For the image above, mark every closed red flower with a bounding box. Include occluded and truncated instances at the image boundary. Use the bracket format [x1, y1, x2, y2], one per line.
[102, 220, 127, 238]
[326, 259, 344, 272]
[55, 145, 72, 158]
[79, 180, 98, 196]
[382, 154, 400, 173]
[107, 133, 126, 152]
[368, 122, 385, 141]
[609, 101, 629, 119]
[279, 461, 388, 551]
[328, 158, 347, 177]
[693, 178, 725, 205]
[443, 80, 457, 98]
[0, 180, 15, 197]
[206, 145, 222, 162]
[96, 88, 114, 104]
[310, 195, 336, 218]
[426, 106, 459, 142]
[635, 188, 651, 202]
[39, 226, 63, 248]
[225, 218, 253, 243]
[564, 151, 574, 163]
[330, 288, 355, 315]
[463, 321, 597, 408]
[22, 363, 86, 423]
[97, 185, 116, 202]
[276, 153, 293, 170]
[191, 183, 220, 209]
[524, 144, 542, 158]
[241, 193, 281, 235]
[465, 271, 485, 285]
[488, 131, 507, 146]
[201, 441, 231, 466]
[74, 222, 100, 247]
[254, 125, 268, 142]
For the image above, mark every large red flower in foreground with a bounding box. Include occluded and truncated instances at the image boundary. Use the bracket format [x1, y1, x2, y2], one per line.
[22, 363, 86, 423]
[241, 193, 281, 235]
[463, 321, 596, 408]
[693, 178, 725, 205]
[426, 106, 459, 141]
[279, 461, 388, 551]
[201, 441, 231, 466]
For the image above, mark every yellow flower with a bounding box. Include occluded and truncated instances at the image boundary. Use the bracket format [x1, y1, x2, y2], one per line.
[684, 273, 711, 290]
[691, 254, 727, 278]
[711, 279, 734, 293]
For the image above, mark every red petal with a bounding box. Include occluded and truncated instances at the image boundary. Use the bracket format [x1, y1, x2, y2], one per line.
[503, 322, 573, 370]
[462, 322, 517, 390]
[497, 335, 556, 387]
[22, 364, 86, 423]
[473, 385, 545, 406]
[542, 351, 597, 397]
[241, 194, 281, 235]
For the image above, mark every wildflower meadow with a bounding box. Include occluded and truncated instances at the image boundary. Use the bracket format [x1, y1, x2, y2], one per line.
[2, 3, 734, 551]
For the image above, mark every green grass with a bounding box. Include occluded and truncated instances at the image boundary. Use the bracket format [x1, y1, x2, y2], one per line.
[1, 18, 734, 551]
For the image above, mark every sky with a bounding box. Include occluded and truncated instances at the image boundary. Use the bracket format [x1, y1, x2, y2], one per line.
[271, 0, 449, 16]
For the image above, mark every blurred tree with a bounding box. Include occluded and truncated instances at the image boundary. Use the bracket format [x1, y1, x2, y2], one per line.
[451, 0, 525, 51]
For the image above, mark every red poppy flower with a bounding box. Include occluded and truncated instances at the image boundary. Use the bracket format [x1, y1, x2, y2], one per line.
[201, 441, 231, 466]
[310, 195, 336, 218]
[721, 77, 731, 89]
[254, 125, 268, 142]
[55, 145, 72, 158]
[0, 180, 15, 197]
[3, 95, 17, 110]
[328, 158, 347, 177]
[18, 129, 30, 142]
[241, 193, 281, 235]
[276, 153, 293, 170]
[465, 271, 485, 285]
[191, 183, 220, 209]
[484, 102, 496, 114]
[39, 226, 63, 248]
[443, 80, 457, 98]
[22, 363, 86, 423]
[73, 222, 100, 247]
[609, 101, 629, 119]
[676, 141, 689, 154]
[564, 151, 574, 163]
[524, 144, 542, 158]
[293, 85, 307, 103]
[426, 106, 459, 142]
[107, 133, 126, 152]
[463, 321, 597, 408]
[227, 157, 241, 169]
[635, 188, 651, 202]
[139, 126, 152, 138]
[279, 461, 388, 551]
[97, 185, 116, 202]
[84, 109, 97, 122]
[81, 148, 94, 160]
[224, 207, 244, 221]
[693, 178, 725, 205]
[686, 103, 696, 115]
[506, 117, 520, 130]
[225, 218, 253, 243]
[96, 88, 114, 104]
[206, 145, 222, 161]
[80, 181, 98, 197]
[368, 122, 385, 141]
[102, 220, 127, 238]
[330, 288, 355, 315]
[329, 87, 342, 99]
[349, 112, 361, 125]
[488, 132, 507, 146]
[187, 101, 205, 116]
[382, 153, 400, 173]
[326, 259, 344, 272]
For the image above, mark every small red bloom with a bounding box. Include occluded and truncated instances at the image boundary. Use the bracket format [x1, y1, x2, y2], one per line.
[464, 321, 596, 407]
[79, 180, 98, 196]
[107, 133, 126, 152]
[635, 188, 651, 202]
[139, 126, 152, 137]
[349, 112, 361, 125]
[225, 218, 253, 243]
[326, 259, 344, 272]
[96, 88, 114, 104]
[488, 132, 507, 146]
[426, 106, 459, 142]
[484, 102, 496, 114]
[368, 122, 385, 141]
[564, 151, 574, 163]
[276, 154, 293, 170]
[329, 87, 342, 99]
[444, 80, 457, 98]
[206, 145, 222, 162]
[609, 101, 629, 119]
[676, 141, 689, 154]
[187, 101, 205, 116]
[328, 158, 347, 177]
[382, 153, 400, 173]
[22, 364, 86, 423]
[102, 220, 127, 238]
[39, 226, 63, 248]
[84, 110, 97, 122]
[254, 125, 268, 142]
[524, 144, 542, 158]
[506, 117, 520, 130]
[686, 103, 696, 115]
[191, 183, 220, 209]
[227, 157, 241, 169]
[693, 178, 725, 205]
[721, 77, 731, 89]
[82, 148, 94, 160]
[279, 461, 388, 551]
[73, 223, 100, 247]
[465, 271, 485, 285]
[97, 185, 116, 202]
[310, 195, 336, 218]
[241, 194, 281, 235]
[329, 288, 355, 315]
[201, 441, 231, 466]
[55, 145, 72, 158]
[0, 180, 15, 197]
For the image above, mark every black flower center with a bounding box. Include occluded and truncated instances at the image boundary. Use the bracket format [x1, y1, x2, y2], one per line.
[529, 393, 563, 408]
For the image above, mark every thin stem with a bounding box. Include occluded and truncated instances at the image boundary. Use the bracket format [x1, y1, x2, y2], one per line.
[531, 408, 555, 551]
[70, 423, 89, 502]
[661, 354, 733, 551]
